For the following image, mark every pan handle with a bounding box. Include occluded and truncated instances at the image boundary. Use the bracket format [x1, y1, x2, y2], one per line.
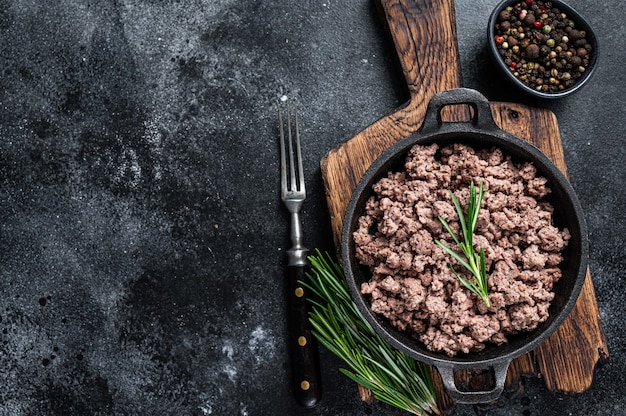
[436, 360, 510, 405]
[420, 88, 499, 133]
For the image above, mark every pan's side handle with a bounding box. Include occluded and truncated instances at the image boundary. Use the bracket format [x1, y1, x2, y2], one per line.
[437, 360, 510, 405]
[421, 88, 499, 132]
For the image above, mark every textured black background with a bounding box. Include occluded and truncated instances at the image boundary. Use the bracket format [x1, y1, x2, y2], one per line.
[0, 0, 623, 415]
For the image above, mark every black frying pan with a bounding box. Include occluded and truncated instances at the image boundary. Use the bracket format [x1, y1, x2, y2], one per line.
[341, 88, 588, 404]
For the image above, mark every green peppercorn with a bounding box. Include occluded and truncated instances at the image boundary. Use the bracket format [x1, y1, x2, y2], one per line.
[543, 25, 552, 34]
[546, 38, 555, 48]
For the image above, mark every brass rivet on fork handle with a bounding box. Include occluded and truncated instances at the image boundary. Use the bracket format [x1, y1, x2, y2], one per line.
[278, 104, 322, 408]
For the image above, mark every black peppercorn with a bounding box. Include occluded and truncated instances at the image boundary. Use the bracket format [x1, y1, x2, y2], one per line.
[525, 44, 540, 59]
[523, 13, 536, 26]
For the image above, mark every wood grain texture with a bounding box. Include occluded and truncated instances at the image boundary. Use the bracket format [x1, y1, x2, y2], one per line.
[536, 268, 609, 393]
[320, 0, 607, 410]
[321, 0, 466, 250]
[377, 0, 464, 99]
[490, 103, 609, 394]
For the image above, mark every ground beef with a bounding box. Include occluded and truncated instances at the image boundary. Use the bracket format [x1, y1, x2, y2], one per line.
[354, 143, 570, 356]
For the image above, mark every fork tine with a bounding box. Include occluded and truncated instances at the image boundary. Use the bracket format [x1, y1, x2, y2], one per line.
[278, 105, 287, 196]
[294, 108, 305, 195]
[286, 108, 297, 192]
[278, 104, 305, 196]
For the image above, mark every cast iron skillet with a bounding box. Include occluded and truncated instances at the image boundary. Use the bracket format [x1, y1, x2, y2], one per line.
[341, 88, 588, 404]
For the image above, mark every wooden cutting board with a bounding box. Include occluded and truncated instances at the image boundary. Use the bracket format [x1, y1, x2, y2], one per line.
[320, 0, 608, 411]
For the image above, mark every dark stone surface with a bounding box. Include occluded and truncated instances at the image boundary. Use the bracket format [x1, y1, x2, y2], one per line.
[0, 0, 623, 415]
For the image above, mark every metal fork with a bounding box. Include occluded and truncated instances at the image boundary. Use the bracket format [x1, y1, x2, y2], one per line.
[279, 106, 307, 267]
[278, 105, 322, 408]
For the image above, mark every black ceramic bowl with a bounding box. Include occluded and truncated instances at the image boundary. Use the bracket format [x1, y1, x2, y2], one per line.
[487, 0, 598, 99]
[341, 89, 589, 404]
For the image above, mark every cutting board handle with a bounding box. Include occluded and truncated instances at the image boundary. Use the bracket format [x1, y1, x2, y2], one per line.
[377, 0, 464, 99]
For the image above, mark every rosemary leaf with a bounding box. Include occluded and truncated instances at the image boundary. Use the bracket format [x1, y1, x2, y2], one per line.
[303, 250, 439, 416]
[436, 240, 473, 272]
[435, 181, 491, 307]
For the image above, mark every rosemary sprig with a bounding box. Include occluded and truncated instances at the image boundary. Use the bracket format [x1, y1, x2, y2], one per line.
[435, 181, 491, 307]
[302, 250, 439, 415]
